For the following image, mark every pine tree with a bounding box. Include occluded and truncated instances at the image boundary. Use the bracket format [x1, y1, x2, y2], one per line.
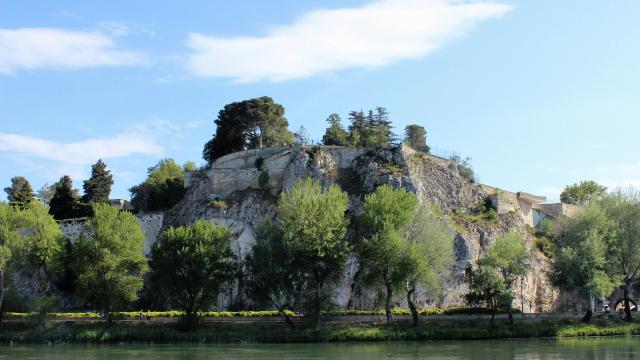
[49, 175, 83, 220]
[82, 159, 114, 204]
[4, 176, 34, 208]
[322, 114, 349, 146]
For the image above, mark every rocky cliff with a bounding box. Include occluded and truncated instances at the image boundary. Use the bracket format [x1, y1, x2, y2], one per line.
[152, 144, 560, 312]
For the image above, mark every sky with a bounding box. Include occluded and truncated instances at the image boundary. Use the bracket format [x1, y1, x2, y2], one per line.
[1, 0, 639, 202]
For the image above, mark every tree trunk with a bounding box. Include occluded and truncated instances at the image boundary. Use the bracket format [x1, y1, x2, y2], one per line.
[490, 299, 496, 325]
[383, 274, 393, 324]
[311, 271, 322, 328]
[407, 287, 419, 327]
[507, 310, 515, 325]
[624, 286, 632, 322]
[582, 294, 594, 323]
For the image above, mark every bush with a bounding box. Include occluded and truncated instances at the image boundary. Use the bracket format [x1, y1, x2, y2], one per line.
[534, 236, 555, 258]
[443, 307, 521, 315]
[258, 171, 269, 188]
[207, 200, 228, 210]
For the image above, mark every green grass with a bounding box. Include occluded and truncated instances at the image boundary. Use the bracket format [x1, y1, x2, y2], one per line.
[1, 317, 639, 344]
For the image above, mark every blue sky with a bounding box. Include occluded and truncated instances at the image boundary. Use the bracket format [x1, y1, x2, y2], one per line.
[1, 0, 639, 202]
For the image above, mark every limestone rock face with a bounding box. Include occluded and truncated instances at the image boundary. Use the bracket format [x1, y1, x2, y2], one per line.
[55, 145, 560, 312]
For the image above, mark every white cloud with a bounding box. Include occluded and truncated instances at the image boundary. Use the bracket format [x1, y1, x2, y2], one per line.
[186, 0, 511, 82]
[0, 124, 164, 166]
[0, 27, 146, 74]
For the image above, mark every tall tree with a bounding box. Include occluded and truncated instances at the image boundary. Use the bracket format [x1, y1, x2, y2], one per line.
[404, 125, 430, 153]
[600, 190, 640, 322]
[0, 203, 18, 315]
[477, 232, 531, 325]
[322, 114, 348, 146]
[203, 97, 294, 162]
[150, 220, 236, 328]
[277, 178, 350, 328]
[401, 205, 454, 326]
[560, 180, 607, 205]
[357, 184, 418, 324]
[294, 126, 309, 146]
[130, 159, 186, 212]
[82, 159, 114, 204]
[245, 218, 301, 329]
[551, 203, 617, 322]
[465, 263, 512, 325]
[74, 203, 148, 325]
[4, 176, 34, 208]
[49, 176, 84, 220]
[36, 183, 56, 205]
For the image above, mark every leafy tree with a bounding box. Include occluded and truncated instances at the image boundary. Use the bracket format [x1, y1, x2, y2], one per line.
[0, 203, 18, 315]
[203, 97, 294, 162]
[277, 178, 350, 327]
[183, 161, 198, 172]
[404, 125, 430, 153]
[150, 220, 236, 328]
[449, 155, 475, 183]
[600, 190, 640, 322]
[49, 175, 86, 220]
[401, 205, 454, 326]
[294, 126, 310, 146]
[322, 114, 348, 146]
[551, 203, 617, 322]
[479, 232, 530, 324]
[347, 107, 394, 148]
[36, 183, 56, 205]
[560, 180, 607, 205]
[130, 159, 186, 212]
[245, 218, 301, 329]
[465, 263, 512, 325]
[4, 176, 34, 209]
[357, 184, 417, 324]
[15, 202, 65, 303]
[82, 159, 113, 204]
[74, 203, 148, 325]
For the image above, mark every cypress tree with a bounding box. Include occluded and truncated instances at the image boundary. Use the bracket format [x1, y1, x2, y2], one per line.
[82, 159, 114, 204]
[4, 176, 34, 208]
[49, 175, 82, 220]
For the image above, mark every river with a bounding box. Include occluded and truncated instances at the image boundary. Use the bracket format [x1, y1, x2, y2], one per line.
[0, 337, 639, 359]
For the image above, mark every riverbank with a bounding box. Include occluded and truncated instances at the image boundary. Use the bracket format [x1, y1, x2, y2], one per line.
[1, 317, 639, 344]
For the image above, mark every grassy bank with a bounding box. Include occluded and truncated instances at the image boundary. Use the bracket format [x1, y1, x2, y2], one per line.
[1, 317, 639, 344]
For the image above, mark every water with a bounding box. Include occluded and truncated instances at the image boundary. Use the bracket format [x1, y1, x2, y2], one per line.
[1, 338, 639, 359]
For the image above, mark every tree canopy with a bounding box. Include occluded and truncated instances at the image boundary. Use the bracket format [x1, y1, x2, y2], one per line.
[48, 176, 87, 220]
[203, 97, 294, 162]
[130, 159, 186, 212]
[404, 125, 430, 153]
[4, 176, 34, 209]
[150, 220, 236, 328]
[560, 180, 607, 205]
[322, 114, 349, 146]
[82, 159, 113, 204]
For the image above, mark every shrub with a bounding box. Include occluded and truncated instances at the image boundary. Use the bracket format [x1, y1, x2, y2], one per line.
[207, 200, 228, 210]
[534, 236, 555, 258]
[258, 171, 269, 188]
[443, 307, 521, 315]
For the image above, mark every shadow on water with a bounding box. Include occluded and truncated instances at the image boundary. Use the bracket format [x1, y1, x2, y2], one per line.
[1, 337, 639, 359]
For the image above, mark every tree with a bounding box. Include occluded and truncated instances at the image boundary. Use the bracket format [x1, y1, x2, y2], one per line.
[82, 159, 113, 204]
[401, 205, 454, 326]
[478, 232, 530, 325]
[465, 263, 512, 325]
[0, 203, 18, 316]
[449, 155, 475, 183]
[183, 161, 197, 172]
[322, 114, 348, 146]
[560, 180, 607, 205]
[150, 220, 236, 328]
[130, 159, 186, 212]
[4, 176, 34, 208]
[600, 190, 640, 322]
[347, 107, 394, 148]
[49, 176, 86, 220]
[404, 125, 430, 153]
[36, 183, 56, 205]
[277, 178, 350, 327]
[551, 203, 617, 322]
[357, 184, 417, 324]
[294, 126, 309, 146]
[245, 218, 300, 329]
[74, 203, 148, 325]
[203, 97, 294, 162]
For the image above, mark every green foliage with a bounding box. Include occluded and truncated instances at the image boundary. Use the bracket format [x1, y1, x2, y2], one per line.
[293, 126, 309, 146]
[82, 159, 113, 204]
[207, 200, 228, 210]
[551, 203, 617, 307]
[534, 236, 555, 258]
[258, 171, 269, 188]
[203, 96, 294, 162]
[150, 220, 236, 328]
[443, 306, 520, 315]
[347, 107, 394, 148]
[49, 175, 89, 220]
[464, 264, 512, 313]
[277, 178, 350, 327]
[0, 202, 18, 314]
[560, 180, 607, 205]
[183, 161, 197, 172]
[322, 114, 349, 146]
[537, 219, 554, 238]
[130, 159, 186, 212]
[449, 155, 475, 183]
[404, 124, 430, 153]
[4, 176, 34, 209]
[75, 204, 148, 323]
